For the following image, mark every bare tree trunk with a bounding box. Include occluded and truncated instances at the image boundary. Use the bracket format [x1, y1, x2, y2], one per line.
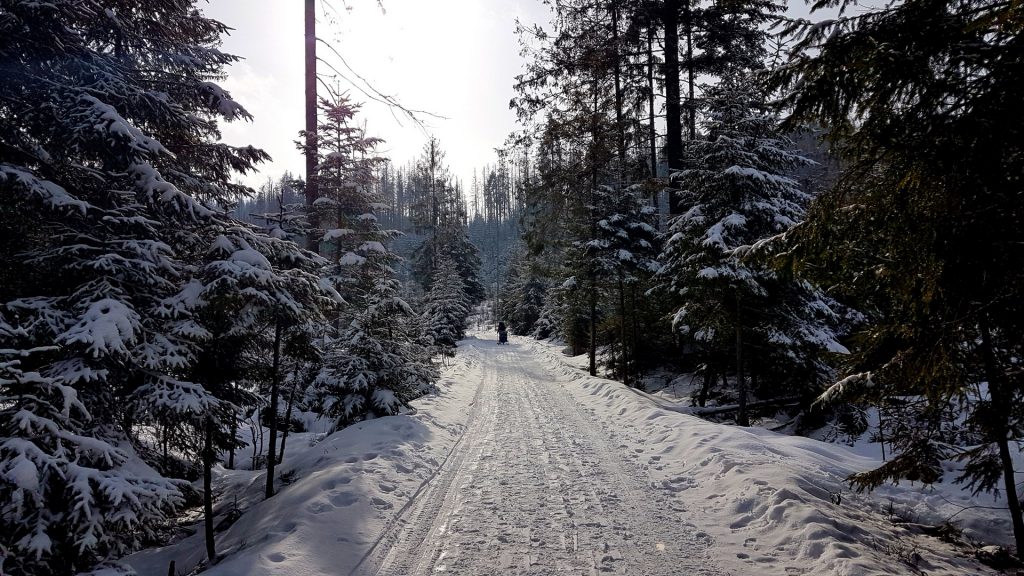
[683, 0, 696, 140]
[589, 277, 598, 377]
[227, 382, 237, 469]
[662, 0, 683, 215]
[589, 90, 599, 378]
[304, 0, 318, 251]
[647, 26, 658, 179]
[203, 416, 216, 563]
[265, 321, 283, 499]
[979, 316, 1024, 555]
[250, 409, 263, 470]
[631, 284, 641, 385]
[618, 275, 628, 386]
[161, 421, 170, 470]
[878, 408, 886, 461]
[278, 378, 299, 464]
[735, 297, 749, 426]
[611, 2, 626, 180]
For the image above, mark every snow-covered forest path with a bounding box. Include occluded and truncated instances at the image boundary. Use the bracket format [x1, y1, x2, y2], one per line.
[360, 337, 724, 576]
[122, 332, 1003, 576]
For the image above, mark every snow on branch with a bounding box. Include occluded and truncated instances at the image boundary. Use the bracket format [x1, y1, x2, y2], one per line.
[129, 163, 213, 219]
[814, 372, 874, 407]
[198, 82, 252, 121]
[0, 164, 90, 213]
[74, 95, 170, 158]
[60, 299, 141, 359]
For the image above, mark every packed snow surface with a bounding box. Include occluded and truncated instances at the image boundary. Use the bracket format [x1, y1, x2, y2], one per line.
[125, 333, 997, 576]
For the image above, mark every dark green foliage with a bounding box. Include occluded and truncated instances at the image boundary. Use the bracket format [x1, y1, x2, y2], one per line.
[425, 254, 470, 357]
[307, 97, 438, 428]
[415, 225, 485, 305]
[0, 1, 350, 571]
[774, 0, 1024, 551]
[658, 74, 848, 420]
[499, 248, 550, 336]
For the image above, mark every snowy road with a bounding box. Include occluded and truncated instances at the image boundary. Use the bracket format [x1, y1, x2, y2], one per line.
[360, 338, 723, 576]
[124, 334, 1001, 576]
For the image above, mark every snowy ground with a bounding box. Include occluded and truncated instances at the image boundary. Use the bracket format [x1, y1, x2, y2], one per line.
[125, 332, 1003, 576]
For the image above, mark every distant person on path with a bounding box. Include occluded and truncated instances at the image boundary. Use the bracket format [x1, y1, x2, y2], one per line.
[497, 321, 508, 344]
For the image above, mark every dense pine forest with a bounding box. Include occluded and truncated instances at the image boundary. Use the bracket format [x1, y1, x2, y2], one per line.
[1, 0, 1023, 574]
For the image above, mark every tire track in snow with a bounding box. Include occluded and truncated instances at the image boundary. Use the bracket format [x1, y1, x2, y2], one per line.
[369, 339, 724, 575]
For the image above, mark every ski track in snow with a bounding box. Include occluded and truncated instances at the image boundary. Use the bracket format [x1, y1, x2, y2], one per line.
[362, 341, 722, 576]
[124, 333, 1000, 576]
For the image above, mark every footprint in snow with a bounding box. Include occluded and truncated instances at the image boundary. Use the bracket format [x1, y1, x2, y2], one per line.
[321, 477, 352, 491]
[307, 501, 332, 515]
[329, 492, 358, 507]
[274, 522, 296, 534]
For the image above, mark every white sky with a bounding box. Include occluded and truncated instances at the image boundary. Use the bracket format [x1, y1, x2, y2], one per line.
[202, 0, 825, 192]
[203, 0, 551, 191]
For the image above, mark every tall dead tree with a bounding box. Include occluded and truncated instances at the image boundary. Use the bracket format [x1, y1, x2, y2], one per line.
[304, 0, 318, 250]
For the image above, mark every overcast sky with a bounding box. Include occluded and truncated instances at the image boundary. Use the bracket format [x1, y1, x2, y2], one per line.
[203, 0, 551, 190]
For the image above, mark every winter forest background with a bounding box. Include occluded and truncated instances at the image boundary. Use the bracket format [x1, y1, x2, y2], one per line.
[2, 0, 1023, 574]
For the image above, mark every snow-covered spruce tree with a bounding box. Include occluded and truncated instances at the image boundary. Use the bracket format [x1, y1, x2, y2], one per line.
[446, 223, 486, 306]
[498, 247, 550, 336]
[414, 215, 485, 306]
[250, 183, 325, 473]
[0, 1, 273, 574]
[198, 226, 337, 506]
[541, 267, 594, 356]
[315, 254, 437, 427]
[425, 253, 470, 360]
[587, 184, 660, 385]
[130, 210, 336, 564]
[551, 180, 661, 382]
[307, 96, 437, 427]
[657, 73, 847, 424]
[252, 178, 314, 244]
[308, 95, 386, 296]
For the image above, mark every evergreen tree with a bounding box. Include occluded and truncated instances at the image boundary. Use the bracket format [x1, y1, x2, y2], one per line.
[0, 0, 278, 572]
[499, 248, 550, 336]
[315, 257, 437, 426]
[415, 223, 485, 305]
[658, 74, 847, 423]
[310, 95, 387, 294]
[408, 138, 484, 306]
[424, 254, 470, 360]
[252, 176, 314, 243]
[306, 96, 438, 428]
[773, 0, 1024, 551]
[589, 185, 661, 384]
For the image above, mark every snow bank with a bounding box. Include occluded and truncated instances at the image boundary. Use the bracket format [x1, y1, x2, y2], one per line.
[122, 334, 1002, 576]
[525, 337, 1000, 576]
[123, 341, 486, 576]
